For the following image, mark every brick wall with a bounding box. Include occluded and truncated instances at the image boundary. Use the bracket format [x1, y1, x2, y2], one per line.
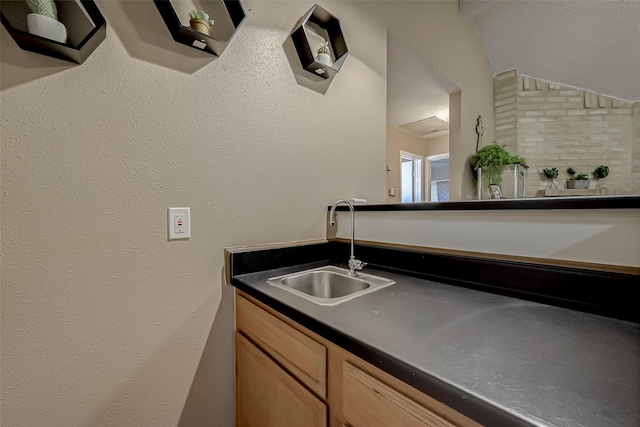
[494, 70, 637, 197]
[494, 70, 518, 155]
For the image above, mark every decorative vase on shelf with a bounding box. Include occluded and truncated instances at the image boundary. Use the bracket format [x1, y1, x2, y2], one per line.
[593, 165, 609, 190]
[25, 0, 66, 43]
[566, 180, 590, 190]
[316, 40, 332, 66]
[188, 10, 214, 35]
[542, 168, 559, 190]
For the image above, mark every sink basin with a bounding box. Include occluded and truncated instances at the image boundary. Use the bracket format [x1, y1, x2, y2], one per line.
[266, 266, 395, 306]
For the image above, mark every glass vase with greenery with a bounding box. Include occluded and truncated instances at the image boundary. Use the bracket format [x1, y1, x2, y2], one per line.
[470, 143, 527, 191]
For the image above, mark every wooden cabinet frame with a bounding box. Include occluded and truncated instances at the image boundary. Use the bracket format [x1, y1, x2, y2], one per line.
[235, 290, 482, 427]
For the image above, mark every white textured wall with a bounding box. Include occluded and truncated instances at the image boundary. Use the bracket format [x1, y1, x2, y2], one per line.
[0, 1, 493, 426]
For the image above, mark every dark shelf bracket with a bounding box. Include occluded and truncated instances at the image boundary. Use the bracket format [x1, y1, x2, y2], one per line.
[153, 0, 246, 57]
[1, 0, 106, 64]
[290, 4, 348, 79]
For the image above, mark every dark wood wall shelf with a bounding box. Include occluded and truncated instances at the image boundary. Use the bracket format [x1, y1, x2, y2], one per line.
[290, 4, 348, 79]
[0, 0, 106, 64]
[153, 0, 245, 57]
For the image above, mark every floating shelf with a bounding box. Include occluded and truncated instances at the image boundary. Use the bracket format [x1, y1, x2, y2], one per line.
[0, 0, 106, 64]
[538, 188, 609, 197]
[153, 0, 245, 56]
[290, 4, 348, 79]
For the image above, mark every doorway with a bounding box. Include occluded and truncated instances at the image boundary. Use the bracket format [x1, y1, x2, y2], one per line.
[401, 151, 422, 202]
[426, 154, 449, 201]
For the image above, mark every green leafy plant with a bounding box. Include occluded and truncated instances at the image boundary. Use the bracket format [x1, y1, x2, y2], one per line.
[543, 167, 559, 179]
[470, 143, 526, 188]
[593, 165, 609, 179]
[567, 167, 590, 180]
[26, 0, 58, 20]
[188, 10, 215, 27]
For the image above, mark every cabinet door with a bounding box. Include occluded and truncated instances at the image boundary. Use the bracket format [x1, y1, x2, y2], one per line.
[342, 362, 456, 427]
[236, 295, 326, 397]
[236, 332, 327, 427]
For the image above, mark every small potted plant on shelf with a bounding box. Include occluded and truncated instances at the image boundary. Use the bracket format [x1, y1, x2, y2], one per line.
[566, 167, 591, 189]
[593, 165, 609, 189]
[316, 40, 332, 66]
[26, 0, 67, 43]
[470, 143, 527, 198]
[188, 10, 215, 35]
[542, 167, 559, 189]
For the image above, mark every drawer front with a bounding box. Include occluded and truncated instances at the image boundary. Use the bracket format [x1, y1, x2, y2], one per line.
[343, 362, 457, 427]
[236, 295, 327, 398]
[236, 332, 327, 427]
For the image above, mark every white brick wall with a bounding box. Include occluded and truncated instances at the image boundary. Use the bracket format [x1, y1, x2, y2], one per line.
[494, 70, 637, 197]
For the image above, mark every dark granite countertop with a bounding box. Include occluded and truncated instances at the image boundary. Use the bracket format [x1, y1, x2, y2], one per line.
[232, 261, 640, 427]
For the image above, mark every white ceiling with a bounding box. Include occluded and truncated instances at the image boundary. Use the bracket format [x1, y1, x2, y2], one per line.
[469, 0, 640, 102]
[388, 0, 640, 138]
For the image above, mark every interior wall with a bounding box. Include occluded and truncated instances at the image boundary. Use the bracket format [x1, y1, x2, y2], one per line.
[495, 70, 637, 197]
[331, 209, 640, 268]
[1, 1, 389, 426]
[369, 1, 495, 200]
[0, 1, 495, 426]
[423, 134, 450, 157]
[385, 126, 448, 202]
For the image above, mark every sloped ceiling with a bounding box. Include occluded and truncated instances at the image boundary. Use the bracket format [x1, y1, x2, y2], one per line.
[465, 0, 640, 102]
[386, 32, 459, 138]
[387, 1, 640, 140]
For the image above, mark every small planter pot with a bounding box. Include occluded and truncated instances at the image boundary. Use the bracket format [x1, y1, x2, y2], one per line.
[595, 178, 607, 189]
[316, 52, 332, 66]
[567, 180, 590, 189]
[189, 18, 211, 35]
[27, 13, 67, 43]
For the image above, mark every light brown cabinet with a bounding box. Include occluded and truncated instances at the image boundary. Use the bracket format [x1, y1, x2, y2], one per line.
[235, 291, 482, 427]
[236, 332, 327, 427]
[342, 362, 455, 427]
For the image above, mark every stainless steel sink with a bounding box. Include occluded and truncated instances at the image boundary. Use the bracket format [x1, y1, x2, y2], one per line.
[266, 266, 395, 306]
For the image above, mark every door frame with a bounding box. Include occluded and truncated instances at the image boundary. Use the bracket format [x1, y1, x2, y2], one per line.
[426, 153, 449, 202]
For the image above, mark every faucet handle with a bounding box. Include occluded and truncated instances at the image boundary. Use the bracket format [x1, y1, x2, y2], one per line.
[348, 258, 367, 274]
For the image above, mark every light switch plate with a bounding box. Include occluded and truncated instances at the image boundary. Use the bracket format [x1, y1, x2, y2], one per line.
[168, 207, 190, 240]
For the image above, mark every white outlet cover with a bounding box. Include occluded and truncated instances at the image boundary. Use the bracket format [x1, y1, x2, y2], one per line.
[168, 207, 190, 240]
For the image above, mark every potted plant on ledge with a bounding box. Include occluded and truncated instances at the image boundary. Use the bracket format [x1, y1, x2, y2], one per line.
[543, 167, 559, 189]
[593, 165, 609, 189]
[188, 10, 215, 35]
[566, 167, 591, 189]
[470, 143, 527, 199]
[26, 0, 67, 43]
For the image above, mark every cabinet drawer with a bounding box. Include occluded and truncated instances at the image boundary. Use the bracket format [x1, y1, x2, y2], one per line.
[343, 362, 457, 427]
[236, 332, 327, 427]
[236, 295, 327, 398]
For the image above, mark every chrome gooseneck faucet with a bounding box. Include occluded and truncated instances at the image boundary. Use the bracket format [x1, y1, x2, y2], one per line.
[329, 199, 367, 276]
